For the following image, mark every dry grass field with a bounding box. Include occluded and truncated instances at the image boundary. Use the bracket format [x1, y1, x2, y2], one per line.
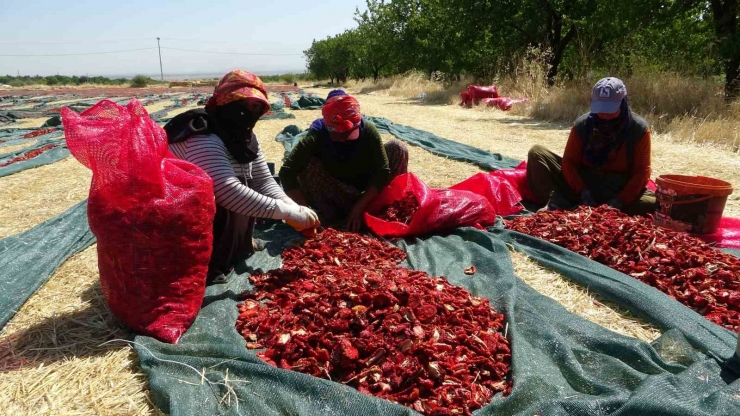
[0, 82, 736, 414]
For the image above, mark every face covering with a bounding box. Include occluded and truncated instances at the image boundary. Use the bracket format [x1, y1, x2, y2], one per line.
[209, 101, 262, 164]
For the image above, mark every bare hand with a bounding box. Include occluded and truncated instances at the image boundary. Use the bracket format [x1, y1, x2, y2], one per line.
[346, 207, 364, 233]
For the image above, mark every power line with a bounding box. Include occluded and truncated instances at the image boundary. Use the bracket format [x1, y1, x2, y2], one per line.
[158, 37, 230, 44]
[161, 47, 303, 56]
[0, 38, 153, 45]
[0, 47, 158, 57]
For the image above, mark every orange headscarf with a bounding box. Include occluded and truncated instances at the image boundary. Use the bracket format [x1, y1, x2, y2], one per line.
[206, 70, 269, 114]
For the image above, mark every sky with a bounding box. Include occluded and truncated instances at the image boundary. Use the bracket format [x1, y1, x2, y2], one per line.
[0, 0, 366, 78]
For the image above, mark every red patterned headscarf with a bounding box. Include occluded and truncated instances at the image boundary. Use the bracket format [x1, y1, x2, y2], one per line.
[206, 70, 269, 115]
[322, 95, 362, 133]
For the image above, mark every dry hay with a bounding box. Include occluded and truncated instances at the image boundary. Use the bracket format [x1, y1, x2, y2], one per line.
[0, 89, 708, 415]
[0, 246, 157, 416]
[0, 156, 90, 238]
[0, 117, 51, 130]
[0, 140, 38, 155]
[509, 251, 661, 341]
[143, 94, 188, 113]
[11, 96, 104, 111]
[169, 81, 193, 87]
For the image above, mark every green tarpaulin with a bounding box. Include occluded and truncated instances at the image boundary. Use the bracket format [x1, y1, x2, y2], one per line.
[290, 95, 325, 110]
[273, 117, 521, 173]
[261, 101, 296, 120]
[365, 116, 521, 172]
[0, 201, 95, 330]
[0, 137, 69, 178]
[135, 225, 740, 416]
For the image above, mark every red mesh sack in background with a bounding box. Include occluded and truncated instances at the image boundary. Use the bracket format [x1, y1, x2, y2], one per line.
[468, 85, 499, 104]
[481, 97, 528, 111]
[450, 172, 523, 216]
[62, 99, 216, 343]
[364, 173, 497, 238]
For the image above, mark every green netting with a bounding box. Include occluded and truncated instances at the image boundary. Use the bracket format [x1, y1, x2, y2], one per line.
[0, 137, 69, 178]
[290, 95, 325, 110]
[0, 201, 95, 330]
[135, 225, 740, 416]
[273, 117, 521, 173]
[365, 116, 521, 171]
[274, 124, 307, 160]
[260, 101, 296, 121]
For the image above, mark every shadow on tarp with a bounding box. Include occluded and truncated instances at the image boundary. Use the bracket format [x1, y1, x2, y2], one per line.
[135, 225, 740, 416]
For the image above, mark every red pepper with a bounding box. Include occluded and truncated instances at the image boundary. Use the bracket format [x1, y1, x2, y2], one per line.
[22, 128, 58, 139]
[377, 191, 420, 225]
[507, 206, 740, 331]
[235, 228, 512, 415]
[0, 144, 59, 168]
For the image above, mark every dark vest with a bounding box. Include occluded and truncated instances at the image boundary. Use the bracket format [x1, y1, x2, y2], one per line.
[573, 112, 649, 168]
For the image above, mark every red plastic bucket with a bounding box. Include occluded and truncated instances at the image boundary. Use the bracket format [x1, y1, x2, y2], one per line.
[655, 174, 733, 234]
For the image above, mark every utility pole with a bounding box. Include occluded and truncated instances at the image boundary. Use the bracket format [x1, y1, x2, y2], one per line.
[157, 37, 164, 82]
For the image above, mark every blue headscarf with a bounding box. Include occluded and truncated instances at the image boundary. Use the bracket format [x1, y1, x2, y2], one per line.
[326, 89, 348, 100]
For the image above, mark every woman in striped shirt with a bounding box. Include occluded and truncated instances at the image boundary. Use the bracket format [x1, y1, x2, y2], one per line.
[165, 70, 319, 281]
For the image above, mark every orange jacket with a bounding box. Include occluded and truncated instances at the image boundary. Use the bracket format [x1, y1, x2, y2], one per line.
[562, 128, 651, 205]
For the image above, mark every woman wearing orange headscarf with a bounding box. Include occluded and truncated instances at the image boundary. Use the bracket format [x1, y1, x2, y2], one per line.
[279, 90, 408, 232]
[165, 70, 319, 282]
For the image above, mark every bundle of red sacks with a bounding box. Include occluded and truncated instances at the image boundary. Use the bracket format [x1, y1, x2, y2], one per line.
[508, 206, 740, 331]
[236, 228, 512, 416]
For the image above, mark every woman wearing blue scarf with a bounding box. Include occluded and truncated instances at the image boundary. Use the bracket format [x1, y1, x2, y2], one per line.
[526, 78, 655, 216]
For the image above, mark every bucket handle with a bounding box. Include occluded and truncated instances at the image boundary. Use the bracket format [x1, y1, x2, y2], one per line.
[656, 191, 714, 206]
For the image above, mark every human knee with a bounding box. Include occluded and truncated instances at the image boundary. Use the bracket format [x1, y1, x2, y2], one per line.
[528, 144, 550, 162]
[385, 140, 409, 156]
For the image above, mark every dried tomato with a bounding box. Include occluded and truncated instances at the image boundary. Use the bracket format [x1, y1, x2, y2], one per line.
[22, 128, 58, 139]
[376, 191, 419, 225]
[507, 206, 740, 331]
[236, 228, 512, 416]
[0, 144, 59, 168]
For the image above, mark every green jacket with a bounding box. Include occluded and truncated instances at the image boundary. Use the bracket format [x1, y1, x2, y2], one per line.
[279, 119, 391, 192]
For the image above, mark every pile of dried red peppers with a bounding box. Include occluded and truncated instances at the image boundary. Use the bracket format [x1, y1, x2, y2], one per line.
[377, 191, 420, 225]
[236, 228, 511, 415]
[507, 206, 740, 331]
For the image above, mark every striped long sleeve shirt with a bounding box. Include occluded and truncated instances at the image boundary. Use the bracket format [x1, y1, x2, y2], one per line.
[169, 134, 288, 219]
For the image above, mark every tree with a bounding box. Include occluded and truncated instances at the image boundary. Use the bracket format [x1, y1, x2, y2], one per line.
[708, 0, 740, 99]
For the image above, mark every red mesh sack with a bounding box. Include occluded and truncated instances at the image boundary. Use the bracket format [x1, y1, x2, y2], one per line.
[491, 161, 537, 202]
[481, 97, 528, 111]
[468, 85, 499, 104]
[364, 173, 497, 238]
[450, 172, 523, 216]
[460, 91, 473, 107]
[62, 99, 216, 343]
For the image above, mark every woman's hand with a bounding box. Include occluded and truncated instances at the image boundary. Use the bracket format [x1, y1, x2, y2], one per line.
[285, 206, 320, 231]
[347, 206, 365, 232]
[275, 200, 320, 231]
[346, 187, 380, 233]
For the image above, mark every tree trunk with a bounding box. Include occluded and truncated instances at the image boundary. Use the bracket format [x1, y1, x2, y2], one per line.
[709, 0, 739, 100]
[541, 1, 578, 87]
[726, 55, 740, 99]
